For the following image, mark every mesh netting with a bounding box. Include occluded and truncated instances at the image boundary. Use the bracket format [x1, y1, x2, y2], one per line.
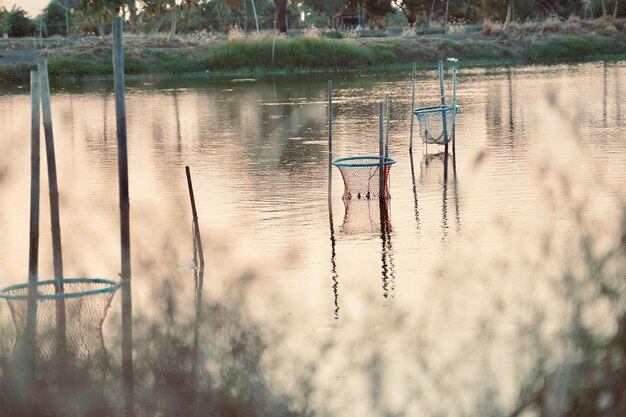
[1, 278, 119, 364]
[340, 199, 392, 236]
[414, 105, 456, 145]
[333, 156, 395, 200]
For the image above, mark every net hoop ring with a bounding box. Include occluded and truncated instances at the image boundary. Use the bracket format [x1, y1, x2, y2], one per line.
[332, 156, 396, 167]
[413, 104, 459, 115]
[0, 278, 121, 301]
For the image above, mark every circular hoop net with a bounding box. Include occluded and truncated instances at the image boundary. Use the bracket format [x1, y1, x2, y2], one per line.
[333, 156, 396, 200]
[414, 105, 457, 145]
[0, 278, 119, 363]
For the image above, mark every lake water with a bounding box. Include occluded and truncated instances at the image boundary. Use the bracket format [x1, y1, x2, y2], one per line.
[0, 61, 625, 415]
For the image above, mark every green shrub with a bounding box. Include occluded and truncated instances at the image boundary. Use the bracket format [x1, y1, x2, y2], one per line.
[47, 56, 109, 77]
[206, 37, 374, 71]
[526, 35, 626, 62]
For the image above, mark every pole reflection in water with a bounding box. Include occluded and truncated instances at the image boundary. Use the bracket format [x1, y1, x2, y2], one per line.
[452, 149, 461, 234]
[409, 150, 421, 237]
[337, 196, 395, 300]
[173, 90, 182, 154]
[379, 199, 395, 300]
[420, 150, 461, 240]
[192, 223, 205, 413]
[328, 200, 339, 320]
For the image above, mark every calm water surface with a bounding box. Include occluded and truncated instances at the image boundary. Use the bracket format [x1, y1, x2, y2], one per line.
[0, 61, 625, 415]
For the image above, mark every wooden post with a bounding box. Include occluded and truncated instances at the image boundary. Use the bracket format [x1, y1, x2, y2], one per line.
[185, 166, 205, 266]
[113, 16, 134, 416]
[409, 62, 416, 151]
[328, 80, 333, 202]
[25, 70, 41, 387]
[438, 58, 449, 154]
[38, 60, 67, 372]
[378, 102, 384, 199]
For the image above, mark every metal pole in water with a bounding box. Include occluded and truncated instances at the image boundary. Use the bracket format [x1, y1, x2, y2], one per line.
[379, 102, 384, 199]
[113, 16, 135, 417]
[438, 58, 449, 154]
[409, 62, 416, 151]
[185, 166, 205, 266]
[38, 59, 67, 375]
[451, 59, 457, 152]
[385, 97, 390, 158]
[328, 80, 333, 202]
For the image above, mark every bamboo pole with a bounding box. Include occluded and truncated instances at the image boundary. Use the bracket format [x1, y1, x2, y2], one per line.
[25, 70, 41, 386]
[409, 62, 416, 151]
[185, 166, 205, 266]
[113, 16, 134, 416]
[38, 60, 67, 371]
[378, 102, 384, 199]
[328, 80, 333, 202]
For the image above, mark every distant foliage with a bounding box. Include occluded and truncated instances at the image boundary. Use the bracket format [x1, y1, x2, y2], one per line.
[44, 0, 69, 37]
[7, 7, 36, 37]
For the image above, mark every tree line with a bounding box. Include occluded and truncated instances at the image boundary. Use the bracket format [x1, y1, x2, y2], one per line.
[0, 0, 623, 39]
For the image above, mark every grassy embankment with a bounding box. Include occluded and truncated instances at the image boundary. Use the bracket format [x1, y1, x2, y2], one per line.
[1, 17, 626, 83]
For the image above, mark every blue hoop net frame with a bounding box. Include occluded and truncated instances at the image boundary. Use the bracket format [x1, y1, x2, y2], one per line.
[333, 156, 396, 200]
[413, 104, 458, 145]
[0, 278, 120, 362]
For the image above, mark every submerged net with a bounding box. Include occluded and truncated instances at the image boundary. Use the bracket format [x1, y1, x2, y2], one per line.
[414, 105, 456, 145]
[340, 198, 392, 236]
[333, 156, 396, 200]
[1, 278, 119, 364]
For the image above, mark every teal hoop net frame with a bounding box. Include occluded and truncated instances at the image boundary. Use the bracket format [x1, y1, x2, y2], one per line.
[0, 278, 120, 363]
[413, 104, 458, 145]
[333, 156, 396, 200]
[409, 57, 459, 148]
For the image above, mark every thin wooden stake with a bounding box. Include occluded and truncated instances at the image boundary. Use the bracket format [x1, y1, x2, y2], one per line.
[185, 166, 205, 266]
[378, 102, 384, 199]
[38, 60, 67, 372]
[113, 16, 134, 417]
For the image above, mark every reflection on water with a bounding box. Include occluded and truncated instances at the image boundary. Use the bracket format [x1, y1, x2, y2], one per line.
[379, 200, 395, 300]
[0, 61, 625, 416]
[328, 201, 339, 320]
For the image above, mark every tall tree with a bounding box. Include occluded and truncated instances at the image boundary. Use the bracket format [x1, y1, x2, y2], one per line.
[393, 0, 424, 26]
[77, 0, 125, 35]
[274, 0, 287, 32]
[7, 6, 36, 37]
[44, 0, 69, 36]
